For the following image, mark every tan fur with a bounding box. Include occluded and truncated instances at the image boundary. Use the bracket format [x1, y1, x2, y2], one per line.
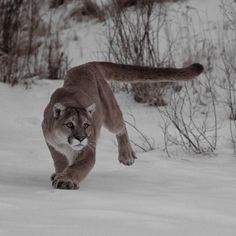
[42, 61, 204, 189]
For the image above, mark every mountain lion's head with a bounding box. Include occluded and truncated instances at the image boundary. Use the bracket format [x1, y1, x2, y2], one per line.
[51, 102, 96, 151]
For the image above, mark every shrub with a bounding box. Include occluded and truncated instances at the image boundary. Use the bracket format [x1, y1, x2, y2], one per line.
[50, 0, 67, 9]
[0, 0, 68, 86]
[69, 0, 105, 22]
[104, 1, 183, 106]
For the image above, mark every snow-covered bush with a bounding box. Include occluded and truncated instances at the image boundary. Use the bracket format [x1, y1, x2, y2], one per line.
[112, 0, 186, 12]
[105, 1, 182, 105]
[68, 0, 105, 22]
[0, 0, 41, 85]
[0, 0, 68, 86]
[104, 0, 219, 155]
[50, 0, 67, 9]
[219, 0, 236, 152]
[159, 72, 218, 156]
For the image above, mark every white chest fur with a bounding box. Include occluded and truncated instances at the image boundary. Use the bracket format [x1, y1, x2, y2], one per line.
[45, 133, 78, 166]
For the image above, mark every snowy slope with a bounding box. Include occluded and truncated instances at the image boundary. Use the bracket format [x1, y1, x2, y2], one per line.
[0, 80, 236, 236]
[1, 0, 236, 235]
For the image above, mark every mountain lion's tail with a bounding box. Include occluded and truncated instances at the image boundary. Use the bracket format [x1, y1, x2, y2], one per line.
[95, 62, 204, 83]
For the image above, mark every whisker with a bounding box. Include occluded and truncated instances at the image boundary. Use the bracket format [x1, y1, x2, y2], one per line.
[89, 140, 96, 144]
[87, 144, 95, 151]
[88, 140, 96, 145]
[88, 143, 96, 149]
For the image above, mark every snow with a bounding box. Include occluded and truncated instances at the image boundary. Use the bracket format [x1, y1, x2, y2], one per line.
[1, 0, 236, 235]
[1, 80, 236, 235]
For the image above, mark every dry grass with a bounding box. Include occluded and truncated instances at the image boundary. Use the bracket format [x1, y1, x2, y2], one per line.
[50, 0, 67, 8]
[112, 0, 186, 11]
[69, 0, 105, 22]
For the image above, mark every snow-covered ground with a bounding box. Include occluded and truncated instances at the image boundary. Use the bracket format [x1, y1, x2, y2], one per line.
[1, 80, 236, 236]
[1, 0, 236, 235]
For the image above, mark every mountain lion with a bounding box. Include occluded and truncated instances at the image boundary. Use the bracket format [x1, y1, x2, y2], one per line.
[42, 61, 204, 189]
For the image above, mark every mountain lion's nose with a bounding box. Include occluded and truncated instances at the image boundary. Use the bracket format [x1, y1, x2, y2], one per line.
[75, 136, 86, 142]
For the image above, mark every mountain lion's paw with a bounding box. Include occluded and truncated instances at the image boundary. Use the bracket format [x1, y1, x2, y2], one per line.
[50, 173, 57, 182]
[52, 175, 79, 190]
[119, 149, 137, 166]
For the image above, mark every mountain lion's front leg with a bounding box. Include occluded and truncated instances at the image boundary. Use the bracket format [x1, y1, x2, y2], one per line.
[47, 144, 69, 181]
[116, 128, 137, 166]
[52, 147, 95, 190]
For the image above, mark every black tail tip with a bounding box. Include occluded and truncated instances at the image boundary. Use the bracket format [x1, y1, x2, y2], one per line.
[191, 63, 204, 75]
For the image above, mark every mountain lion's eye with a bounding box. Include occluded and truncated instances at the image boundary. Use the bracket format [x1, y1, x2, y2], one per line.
[83, 123, 90, 129]
[65, 122, 74, 129]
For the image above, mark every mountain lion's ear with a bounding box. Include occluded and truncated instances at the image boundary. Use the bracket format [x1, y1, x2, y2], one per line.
[53, 103, 66, 118]
[86, 103, 96, 117]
